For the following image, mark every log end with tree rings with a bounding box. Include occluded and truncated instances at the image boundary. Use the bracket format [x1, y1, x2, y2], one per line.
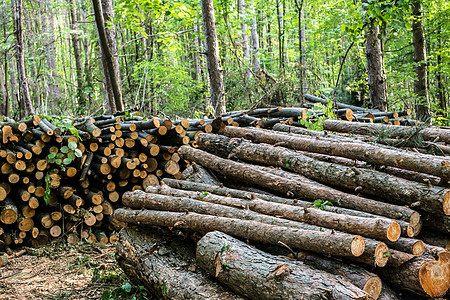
[413, 240, 425, 257]
[351, 236, 365, 257]
[419, 251, 450, 297]
[363, 276, 382, 300]
[375, 242, 390, 267]
[443, 190, 450, 215]
[387, 221, 401, 242]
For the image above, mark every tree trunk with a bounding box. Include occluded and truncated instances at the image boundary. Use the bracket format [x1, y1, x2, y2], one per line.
[69, 0, 87, 114]
[201, 0, 226, 116]
[224, 126, 450, 192]
[101, 0, 123, 112]
[249, 1, 260, 73]
[412, 0, 431, 122]
[377, 251, 450, 297]
[362, 0, 387, 111]
[114, 208, 366, 258]
[196, 231, 369, 299]
[0, 63, 8, 116]
[276, 0, 284, 72]
[12, 0, 34, 117]
[238, 0, 250, 77]
[115, 225, 243, 299]
[177, 146, 420, 224]
[92, 0, 123, 113]
[142, 185, 401, 242]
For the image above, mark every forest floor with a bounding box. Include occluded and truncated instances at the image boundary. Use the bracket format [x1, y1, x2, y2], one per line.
[0, 242, 145, 300]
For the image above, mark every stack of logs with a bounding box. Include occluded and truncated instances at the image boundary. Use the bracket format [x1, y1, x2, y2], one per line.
[0, 111, 222, 252]
[115, 121, 450, 299]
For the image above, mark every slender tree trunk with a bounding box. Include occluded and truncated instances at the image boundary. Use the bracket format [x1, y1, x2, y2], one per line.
[7, 53, 17, 117]
[362, 0, 387, 111]
[101, 0, 123, 111]
[0, 62, 7, 116]
[250, 0, 260, 73]
[12, 0, 34, 117]
[201, 0, 226, 116]
[238, 0, 250, 77]
[436, 27, 446, 116]
[412, 0, 431, 122]
[276, 0, 285, 73]
[193, 22, 202, 82]
[295, 0, 305, 101]
[69, 0, 87, 114]
[92, 0, 123, 113]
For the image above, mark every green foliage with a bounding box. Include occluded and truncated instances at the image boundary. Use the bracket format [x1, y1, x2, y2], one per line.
[101, 282, 148, 300]
[38, 115, 81, 141]
[68, 255, 101, 270]
[300, 102, 336, 131]
[220, 244, 230, 254]
[200, 191, 209, 198]
[313, 199, 333, 210]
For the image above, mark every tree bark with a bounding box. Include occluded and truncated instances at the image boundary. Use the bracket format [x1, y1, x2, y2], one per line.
[412, 0, 431, 122]
[114, 208, 366, 258]
[201, 0, 226, 116]
[224, 126, 450, 194]
[92, 0, 123, 113]
[196, 231, 369, 299]
[69, 0, 87, 114]
[12, 0, 34, 117]
[115, 225, 243, 299]
[238, 0, 250, 77]
[0, 62, 8, 116]
[323, 119, 450, 144]
[249, 1, 260, 73]
[376, 251, 450, 297]
[142, 185, 401, 242]
[178, 146, 422, 226]
[362, 0, 387, 111]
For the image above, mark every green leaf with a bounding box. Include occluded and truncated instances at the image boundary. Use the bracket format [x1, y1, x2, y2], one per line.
[68, 141, 77, 150]
[122, 282, 132, 293]
[74, 149, 83, 158]
[200, 191, 208, 198]
[67, 151, 76, 160]
[63, 158, 73, 165]
[61, 146, 69, 154]
[48, 152, 57, 159]
[56, 153, 64, 158]
[55, 159, 62, 165]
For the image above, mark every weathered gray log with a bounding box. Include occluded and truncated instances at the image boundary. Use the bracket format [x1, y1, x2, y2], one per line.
[196, 231, 369, 300]
[114, 208, 365, 258]
[221, 127, 450, 215]
[115, 225, 243, 299]
[143, 186, 401, 242]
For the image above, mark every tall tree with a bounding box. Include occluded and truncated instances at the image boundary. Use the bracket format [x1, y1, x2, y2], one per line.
[412, 0, 431, 121]
[201, 0, 226, 116]
[69, 0, 87, 114]
[362, 0, 387, 111]
[250, 0, 260, 73]
[92, 0, 124, 113]
[12, 0, 34, 117]
[295, 0, 305, 101]
[238, 0, 250, 76]
[0, 62, 8, 116]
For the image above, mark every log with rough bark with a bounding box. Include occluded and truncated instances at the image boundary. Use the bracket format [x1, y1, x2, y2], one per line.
[114, 208, 366, 258]
[221, 127, 450, 214]
[376, 250, 450, 297]
[142, 186, 401, 242]
[115, 225, 243, 299]
[323, 119, 450, 144]
[196, 231, 369, 299]
[225, 125, 450, 182]
[177, 146, 421, 230]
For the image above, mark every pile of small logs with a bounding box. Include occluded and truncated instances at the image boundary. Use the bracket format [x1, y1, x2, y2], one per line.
[0, 110, 216, 251]
[114, 122, 450, 299]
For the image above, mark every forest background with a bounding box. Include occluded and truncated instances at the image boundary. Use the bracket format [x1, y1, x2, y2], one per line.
[0, 0, 448, 123]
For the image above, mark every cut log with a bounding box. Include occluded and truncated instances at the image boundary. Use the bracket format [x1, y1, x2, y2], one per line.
[143, 186, 401, 242]
[177, 146, 421, 226]
[0, 197, 18, 224]
[323, 119, 450, 144]
[114, 208, 366, 258]
[220, 128, 450, 215]
[196, 231, 369, 299]
[115, 225, 243, 299]
[385, 238, 425, 256]
[377, 250, 450, 297]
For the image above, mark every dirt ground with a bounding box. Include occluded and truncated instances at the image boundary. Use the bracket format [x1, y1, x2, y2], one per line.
[0, 242, 135, 300]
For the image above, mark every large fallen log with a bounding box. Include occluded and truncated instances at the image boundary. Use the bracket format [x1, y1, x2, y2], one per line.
[142, 186, 401, 242]
[197, 133, 447, 218]
[224, 126, 450, 184]
[376, 250, 450, 297]
[196, 231, 369, 299]
[177, 146, 420, 227]
[323, 119, 450, 144]
[114, 208, 366, 258]
[115, 225, 243, 299]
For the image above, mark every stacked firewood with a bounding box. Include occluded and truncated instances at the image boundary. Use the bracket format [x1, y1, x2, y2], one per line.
[115, 122, 450, 299]
[0, 111, 213, 251]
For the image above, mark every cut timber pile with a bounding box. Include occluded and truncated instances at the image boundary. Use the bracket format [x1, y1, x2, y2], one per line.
[0, 110, 219, 250]
[115, 120, 450, 299]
